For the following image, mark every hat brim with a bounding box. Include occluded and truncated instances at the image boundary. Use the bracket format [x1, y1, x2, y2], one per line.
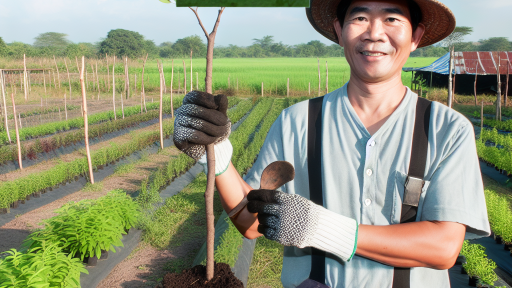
[306, 0, 456, 48]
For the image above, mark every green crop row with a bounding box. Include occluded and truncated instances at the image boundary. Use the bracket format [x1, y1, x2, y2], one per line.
[484, 188, 512, 243]
[4, 104, 80, 122]
[228, 98, 254, 124]
[0, 190, 140, 288]
[476, 139, 512, 173]
[0, 108, 174, 166]
[478, 118, 512, 133]
[0, 96, 184, 146]
[0, 119, 175, 210]
[479, 128, 512, 151]
[460, 240, 500, 286]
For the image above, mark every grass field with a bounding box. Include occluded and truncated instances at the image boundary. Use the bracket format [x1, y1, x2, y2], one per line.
[139, 57, 438, 95]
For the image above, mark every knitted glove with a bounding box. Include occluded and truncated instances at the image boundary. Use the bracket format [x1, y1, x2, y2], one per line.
[174, 91, 232, 175]
[247, 189, 358, 262]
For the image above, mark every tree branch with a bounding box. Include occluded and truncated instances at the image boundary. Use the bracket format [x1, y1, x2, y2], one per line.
[189, 7, 210, 39]
[210, 7, 225, 37]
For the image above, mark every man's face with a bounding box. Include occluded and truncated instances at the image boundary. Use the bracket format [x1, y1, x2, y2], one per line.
[334, 0, 424, 83]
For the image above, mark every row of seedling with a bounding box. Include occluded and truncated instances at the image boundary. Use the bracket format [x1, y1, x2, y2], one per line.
[0, 190, 140, 287]
[484, 188, 512, 252]
[476, 139, 512, 177]
[460, 240, 502, 287]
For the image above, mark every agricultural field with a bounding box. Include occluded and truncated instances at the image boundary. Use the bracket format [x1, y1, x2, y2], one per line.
[0, 55, 511, 288]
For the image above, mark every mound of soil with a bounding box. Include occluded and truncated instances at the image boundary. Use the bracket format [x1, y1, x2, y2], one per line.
[158, 262, 243, 288]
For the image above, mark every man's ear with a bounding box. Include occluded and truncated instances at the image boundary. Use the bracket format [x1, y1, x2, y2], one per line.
[333, 18, 344, 47]
[410, 23, 425, 52]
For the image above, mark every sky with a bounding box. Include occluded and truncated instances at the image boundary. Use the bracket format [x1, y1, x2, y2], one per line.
[0, 0, 510, 47]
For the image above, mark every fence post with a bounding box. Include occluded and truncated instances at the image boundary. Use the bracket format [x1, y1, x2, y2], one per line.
[261, 82, 264, 97]
[287, 78, 290, 97]
[80, 56, 94, 184]
[11, 93, 22, 170]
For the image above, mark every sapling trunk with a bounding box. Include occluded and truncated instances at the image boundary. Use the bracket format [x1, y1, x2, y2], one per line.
[64, 58, 72, 99]
[189, 6, 225, 281]
[112, 56, 116, 120]
[158, 61, 164, 149]
[80, 56, 94, 184]
[11, 93, 22, 170]
[170, 59, 174, 118]
[53, 55, 61, 88]
[141, 54, 148, 113]
[23, 54, 28, 101]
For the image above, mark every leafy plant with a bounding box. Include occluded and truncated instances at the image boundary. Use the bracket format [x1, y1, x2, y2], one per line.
[460, 240, 498, 286]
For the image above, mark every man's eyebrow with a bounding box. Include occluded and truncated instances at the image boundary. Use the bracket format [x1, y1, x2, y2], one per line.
[348, 6, 369, 16]
[382, 7, 406, 16]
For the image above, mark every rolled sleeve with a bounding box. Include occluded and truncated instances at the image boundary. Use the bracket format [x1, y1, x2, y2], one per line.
[420, 122, 490, 239]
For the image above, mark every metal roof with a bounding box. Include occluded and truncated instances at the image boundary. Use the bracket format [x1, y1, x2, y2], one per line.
[403, 51, 512, 75]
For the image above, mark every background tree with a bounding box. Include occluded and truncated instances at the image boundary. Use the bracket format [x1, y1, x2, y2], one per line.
[252, 35, 274, 51]
[33, 32, 70, 48]
[65, 43, 97, 58]
[171, 35, 206, 57]
[98, 29, 150, 58]
[440, 26, 474, 49]
[479, 37, 512, 52]
[0, 37, 7, 56]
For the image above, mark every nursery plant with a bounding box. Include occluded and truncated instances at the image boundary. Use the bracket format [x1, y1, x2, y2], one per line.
[460, 240, 499, 286]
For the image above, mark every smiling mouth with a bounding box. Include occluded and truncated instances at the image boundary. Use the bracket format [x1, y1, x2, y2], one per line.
[361, 51, 386, 56]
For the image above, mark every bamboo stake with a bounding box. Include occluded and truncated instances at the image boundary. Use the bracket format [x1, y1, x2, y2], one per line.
[474, 64, 479, 106]
[178, 70, 181, 93]
[107, 54, 110, 91]
[160, 60, 166, 94]
[0, 71, 11, 143]
[64, 58, 72, 99]
[183, 60, 187, 94]
[287, 78, 289, 97]
[64, 93, 68, 120]
[112, 56, 117, 120]
[190, 49, 193, 91]
[158, 60, 164, 149]
[497, 52, 502, 121]
[96, 61, 100, 100]
[261, 82, 264, 97]
[80, 56, 94, 184]
[317, 58, 321, 96]
[53, 56, 61, 88]
[86, 71, 89, 90]
[43, 69, 47, 96]
[125, 57, 130, 99]
[141, 54, 148, 113]
[447, 47, 454, 108]
[196, 72, 198, 90]
[506, 61, 510, 107]
[170, 59, 174, 118]
[23, 54, 28, 101]
[52, 70, 57, 89]
[75, 56, 80, 74]
[19, 113, 22, 129]
[481, 100, 484, 132]
[325, 61, 328, 94]
[11, 93, 21, 169]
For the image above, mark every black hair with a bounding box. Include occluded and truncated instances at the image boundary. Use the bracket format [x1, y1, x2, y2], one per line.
[336, 0, 423, 32]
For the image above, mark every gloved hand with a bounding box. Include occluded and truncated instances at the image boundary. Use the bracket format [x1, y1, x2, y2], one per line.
[174, 91, 232, 175]
[247, 189, 359, 262]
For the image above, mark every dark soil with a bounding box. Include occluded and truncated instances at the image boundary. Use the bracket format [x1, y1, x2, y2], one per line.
[158, 262, 243, 288]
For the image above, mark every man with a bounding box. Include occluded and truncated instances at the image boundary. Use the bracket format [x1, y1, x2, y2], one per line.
[173, 0, 490, 287]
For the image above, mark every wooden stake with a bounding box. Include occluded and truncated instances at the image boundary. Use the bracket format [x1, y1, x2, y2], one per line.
[178, 70, 181, 94]
[506, 61, 510, 107]
[261, 82, 264, 97]
[19, 113, 22, 129]
[158, 60, 164, 149]
[170, 59, 174, 118]
[287, 78, 289, 97]
[196, 72, 198, 90]
[0, 71, 11, 143]
[86, 71, 89, 90]
[447, 47, 454, 108]
[160, 60, 166, 94]
[11, 93, 22, 169]
[325, 61, 328, 94]
[107, 54, 110, 91]
[190, 49, 193, 91]
[52, 70, 57, 89]
[53, 56, 61, 88]
[80, 56, 94, 184]
[112, 56, 117, 120]
[64, 93, 68, 120]
[481, 100, 484, 132]
[141, 54, 148, 113]
[497, 52, 502, 121]
[134, 74, 137, 94]
[23, 54, 28, 101]
[64, 58, 72, 99]
[43, 69, 47, 96]
[317, 58, 321, 96]
[96, 61, 100, 100]
[183, 60, 187, 94]
[474, 63, 479, 106]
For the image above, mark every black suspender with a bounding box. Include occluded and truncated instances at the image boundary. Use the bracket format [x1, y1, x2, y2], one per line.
[307, 96, 325, 283]
[392, 97, 432, 288]
[307, 96, 432, 287]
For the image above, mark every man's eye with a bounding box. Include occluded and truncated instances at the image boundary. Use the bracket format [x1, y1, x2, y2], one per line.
[387, 17, 398, 22]
[355, 17, 366, 21]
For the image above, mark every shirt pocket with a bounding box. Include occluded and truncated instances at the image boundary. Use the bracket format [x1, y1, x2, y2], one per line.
[391, 170, 430, 224]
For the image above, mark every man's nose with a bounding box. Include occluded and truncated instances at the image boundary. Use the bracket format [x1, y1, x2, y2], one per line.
[364, 20, 386, 42]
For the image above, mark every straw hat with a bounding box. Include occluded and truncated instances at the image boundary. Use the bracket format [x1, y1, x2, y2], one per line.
[306, 0, 456, 48]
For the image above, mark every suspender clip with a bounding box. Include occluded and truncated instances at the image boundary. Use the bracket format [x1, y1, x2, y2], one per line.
[403, 176, 424, 207]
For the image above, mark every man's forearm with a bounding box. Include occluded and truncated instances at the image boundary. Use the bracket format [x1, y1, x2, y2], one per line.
[356, 221, 465, 269]
[215, 162, 262, 239]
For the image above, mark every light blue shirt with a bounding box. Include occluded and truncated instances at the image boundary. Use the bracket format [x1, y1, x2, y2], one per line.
[244, 83, 490, 288]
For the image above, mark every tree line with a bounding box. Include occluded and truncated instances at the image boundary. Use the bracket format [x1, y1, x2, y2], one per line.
[0, 29, 510, 60]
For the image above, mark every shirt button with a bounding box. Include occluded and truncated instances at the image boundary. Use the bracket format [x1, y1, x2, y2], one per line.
[366, 169, 373, 176]
[365, 199, 372, 206]
[371, 141, 376, 146]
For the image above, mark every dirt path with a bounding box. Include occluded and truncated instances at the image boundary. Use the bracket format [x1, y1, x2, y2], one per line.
[0, 120, 168, 182]
[0, 146, 180, 253]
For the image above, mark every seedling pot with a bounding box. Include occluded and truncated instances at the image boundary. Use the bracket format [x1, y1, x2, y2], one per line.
[504, 243, 512, 250]
[0, 208, 7, 214]
[10, 201, 19, 209]
[49, 186, 53, 191]
[33, 191, 41, 198]
[21, 199, 25, 204]
[74, 176, 79, 181]
[25, 195, 31, 201]
[494, 234, 503, 244]
[84, 255, 99, 266]
[100, 250, 109, 260]
[461, 265, 467, 274]
[468, 275, 479, 287]
[98, 164, 104, 170]
[455, 255, 466, 265]
[158, 262, 243, 288]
